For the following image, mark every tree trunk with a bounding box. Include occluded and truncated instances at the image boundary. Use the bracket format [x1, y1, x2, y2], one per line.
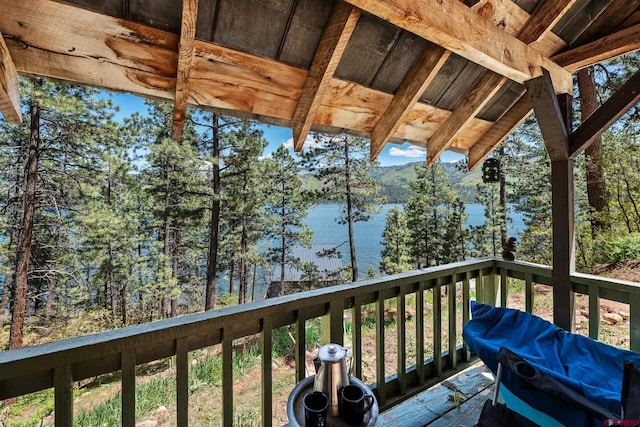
[162, 162, 172, 319]
[577, 67, 608, 235]
[344, 142, 358, 282]
[171, 228, 179, 317]
[9, 80, 41, 350]
[205, 113, 221, 310]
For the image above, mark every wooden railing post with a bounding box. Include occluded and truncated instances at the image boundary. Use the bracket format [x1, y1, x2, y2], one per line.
[631, 293, 640, 353]
[321, 299, 345, 345]
[121, 349, 136, 427]
[54, 365, 73, 426]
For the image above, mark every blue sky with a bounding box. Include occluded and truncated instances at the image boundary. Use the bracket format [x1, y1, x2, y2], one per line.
[111, 92, 464, 167]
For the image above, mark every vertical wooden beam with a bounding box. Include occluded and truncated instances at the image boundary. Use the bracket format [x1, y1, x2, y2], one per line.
[447, 277, 457, 369]
[261, 318, 273, 427]
[630, 293, 640, 353]
[462, 272, 470, 362]
[416, 281, 425, 383]
[0, 30, 22, 123]
[375, 290, 386, 405]
[295, 313, 307, 382]
[222, 327, 233, 427]
[176, 338, 189, 426]
[121, 350, 136, 427]
[321, 299, 345, 345]
[172, 0, 199, 140]
[396, 287, 406, 395]
[526, 70, 575, 331]
[352, 295, 363, 379]
[292, 1, 360, 151]
[433, 279, 442, 377]
[54, 365, 73, 427]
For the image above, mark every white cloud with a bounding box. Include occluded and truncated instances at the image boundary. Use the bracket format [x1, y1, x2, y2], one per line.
[283, 134, 325, 150]
[388, 146, 426, 158]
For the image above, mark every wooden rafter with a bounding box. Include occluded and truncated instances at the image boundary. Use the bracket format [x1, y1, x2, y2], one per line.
[342, 0, 573, 94]
[525, 69, 570, 161]
[569, 68, 640, 158]
[426, 71, 507, 165]
[467, 96, 532, 169]
[553, 22, 640, 73]
[517, 0, 579, 44]
[172, 0, 199, 140]
[0, 29, 21, 123]
[292, 1, 360, 152]
[424, 0, 575, 166]
[369, 45, 448, 160]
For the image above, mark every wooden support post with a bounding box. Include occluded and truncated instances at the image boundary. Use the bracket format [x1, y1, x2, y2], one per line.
[526, 70, 575, 331]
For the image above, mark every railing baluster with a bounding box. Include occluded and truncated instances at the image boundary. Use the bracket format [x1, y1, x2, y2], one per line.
[433, 278, 442, 377]
[525, 272, 534, 314]
[588, 285, 600, 341]
[262, 318, 273, 427]
[176, 338, 188, 426]
[222, 327, 233, 427]
[484, 267, 496, 306]
[352, 295, 363, 379]
[322, 299, 345, 345]
[376, 290, 386, 405]
[121, 349, 136, 427]
[295, 312, 306, 382]
[475, 269, 484, 303]
[448, 276, 457, 369]
[631, 293, 640, 353]
[416, 281, 425, 384]
[462, 271, 471, 362]
[54, 365, 73, 426]
[397, 286, 406, 395]
[500, 268, 508, 307]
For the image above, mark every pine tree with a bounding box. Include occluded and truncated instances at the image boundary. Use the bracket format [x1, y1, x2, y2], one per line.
[219, 121, 269, 303]
[404, 162, 460, 267]
[0, 78, 121, 348]
[263, 145, 313, 297]
[380, 207, 412, 274]
[302, 134, 383, 282]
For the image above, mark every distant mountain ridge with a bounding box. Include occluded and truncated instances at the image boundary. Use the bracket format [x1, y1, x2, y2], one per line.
[300, 160, 482, 204]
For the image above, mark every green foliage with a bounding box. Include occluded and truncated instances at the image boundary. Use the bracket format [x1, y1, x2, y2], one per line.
[605, 233, 640, 262]
[380, 207, 413, 274]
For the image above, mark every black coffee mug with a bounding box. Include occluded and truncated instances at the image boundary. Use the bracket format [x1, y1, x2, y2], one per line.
[303, 391, 328, 427]
[340, 384, 374, 425]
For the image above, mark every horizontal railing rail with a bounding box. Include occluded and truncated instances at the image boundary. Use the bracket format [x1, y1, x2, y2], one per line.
[1, 257, 639, 425]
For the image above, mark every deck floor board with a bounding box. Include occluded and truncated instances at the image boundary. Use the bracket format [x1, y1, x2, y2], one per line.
[376, 363, 494, 426]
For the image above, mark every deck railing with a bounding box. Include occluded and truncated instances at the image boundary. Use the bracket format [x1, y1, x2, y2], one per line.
[1, 257, 639, 425]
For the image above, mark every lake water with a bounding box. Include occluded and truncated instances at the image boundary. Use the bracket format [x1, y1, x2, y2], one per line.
[218, 204, 525, 300]
[303, 203, 525, 275]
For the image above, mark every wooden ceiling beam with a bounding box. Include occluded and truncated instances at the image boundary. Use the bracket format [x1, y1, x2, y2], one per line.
[552, 22, 640, 72]
[172, 0, 199, 140]
[369, 46, 448, 160]
[292, 1, 360, 152]
[569, 67, 640, 158]
[0, 29, 21, 123]
[427, 71, 506, 165]
[425, 0, 575, 166]
[525, 69, 570, 161]
[342, 0, 573, 94]
[517, 0, 579, 45]
[468, 96, 532, 169]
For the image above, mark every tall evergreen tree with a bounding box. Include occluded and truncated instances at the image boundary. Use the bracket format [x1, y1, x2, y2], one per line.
[379, 207, 412, 274]
[404, 162, 461, 267]
[219, 121, 269, 303]
[263, 145, 313, 297]
[0, 78, 120, 348]
[302, 134, 383, 282]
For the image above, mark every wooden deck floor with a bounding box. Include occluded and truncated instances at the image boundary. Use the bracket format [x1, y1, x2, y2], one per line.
[377, 363, 494, 426]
